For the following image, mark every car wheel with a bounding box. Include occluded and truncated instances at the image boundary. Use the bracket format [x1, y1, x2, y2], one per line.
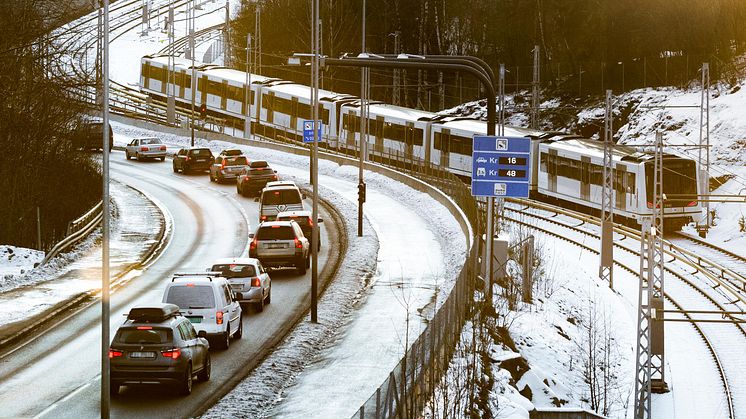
[221, 325, 230, 350]
[110, 381, 120, 396]
[241, 187, 250, 198]
[235, 318, 243, 339]
[209, 173, 214, 182]
[265, 286, 271, 305]
[296, 258, 307, 275]
[172, 163, 178, 173]
[160, 156, 165, 161]
[125, 151, 130, 160]
[197, 354, 211, 382]
[306, 254, 311, 268]
[236, 184, 242, 195]
[136, 153, 142, 161]
[179, 363, 193, 395]
[255, 294, 264, 312]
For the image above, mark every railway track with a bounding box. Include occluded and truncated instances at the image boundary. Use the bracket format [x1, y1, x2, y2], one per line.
[500, 199, 746, 418]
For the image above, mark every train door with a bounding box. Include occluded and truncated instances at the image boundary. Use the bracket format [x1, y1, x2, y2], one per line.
[548, 149, 558, 193]
[159, 65, 167, 95]
[220, 80, 228, 110]
[375, 115, 384, 153]
[423, 122, 433, 163]
[615, 165, 627, 212]
[265, 91, 275, 125]
[581, 157, 591, 200]
[199, 75, 208, 106]
[439, 129, 450, 168]
[290, 96, 299, 136]
[405, 122, 414, 157]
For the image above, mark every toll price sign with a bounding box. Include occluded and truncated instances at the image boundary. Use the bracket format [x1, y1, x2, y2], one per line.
[303, 120, 323, 143]
[471, 136, 531, 198]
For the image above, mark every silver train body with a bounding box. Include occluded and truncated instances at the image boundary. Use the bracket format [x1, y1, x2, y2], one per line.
[140, 54, 702, 230]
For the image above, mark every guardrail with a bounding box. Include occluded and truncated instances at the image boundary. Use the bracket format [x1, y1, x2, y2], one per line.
[40, 200, 103, 266]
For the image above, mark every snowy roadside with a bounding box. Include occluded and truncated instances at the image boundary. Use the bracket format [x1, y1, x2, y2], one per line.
[0, 181, 166, 336]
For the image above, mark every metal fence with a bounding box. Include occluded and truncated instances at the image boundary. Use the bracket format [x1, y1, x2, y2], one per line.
[40, 200, 103, 266]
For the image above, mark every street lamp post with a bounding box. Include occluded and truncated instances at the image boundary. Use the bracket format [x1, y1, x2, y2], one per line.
[358, 0, 367, 238]
[189, 0, 196, 146]
[244, 34, 252, 138]
[101, 0, 111, 416]
[310, 0, 320, 323]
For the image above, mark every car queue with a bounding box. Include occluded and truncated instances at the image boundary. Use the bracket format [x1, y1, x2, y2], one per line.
[111, 142, 322, 396]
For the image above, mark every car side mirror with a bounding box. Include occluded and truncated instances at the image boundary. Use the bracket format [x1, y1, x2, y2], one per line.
[302, 194, 307, 199]
[318, 218, 324, 223]
[274, 170, 278, 173]
[249, 233, 255, 239]
[234, 292, 243, 301]
[254, 197, 259, 202]
[197, 330, 207, 339]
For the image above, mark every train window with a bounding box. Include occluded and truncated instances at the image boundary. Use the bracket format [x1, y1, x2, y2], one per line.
[207, 80, 223, 96]
[384, 123, 405, 143]
[263, 94, 274, 110]
[590, 163, 602, 185]
[540, 153, 547, 172]
[413, 128, 423, 146]
[452, 135, 473, 155]
[434, 132, 447, 151]
[141, 62, 150, 80]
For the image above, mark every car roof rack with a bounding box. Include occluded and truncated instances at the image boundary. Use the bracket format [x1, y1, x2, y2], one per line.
[127, 303, 181, 322]
[171, 272, 222, 282]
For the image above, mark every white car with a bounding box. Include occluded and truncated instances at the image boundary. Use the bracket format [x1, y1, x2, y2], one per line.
[162, 273, 243, 349]
[125, 137, 168, 161]
[249, 221, 310, 275]
[209, 258, 272, 312]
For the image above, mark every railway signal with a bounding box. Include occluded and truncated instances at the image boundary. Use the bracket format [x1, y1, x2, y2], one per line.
[200, 103, 207, 119]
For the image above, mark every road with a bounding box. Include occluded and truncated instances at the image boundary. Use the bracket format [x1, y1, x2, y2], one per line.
[0, 151, 337, 418]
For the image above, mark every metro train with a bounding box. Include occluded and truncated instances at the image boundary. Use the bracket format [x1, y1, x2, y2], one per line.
[139, 54, 702, 230]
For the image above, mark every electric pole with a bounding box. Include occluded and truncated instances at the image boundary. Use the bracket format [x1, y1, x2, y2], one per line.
[600, 90, 614, 289]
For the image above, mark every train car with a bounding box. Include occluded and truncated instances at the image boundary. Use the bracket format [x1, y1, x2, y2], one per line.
[428, 117, 543, 179]
[256, 81, 352, 144]
[338, 102, 434, 160]
[537, 136, 702, 230]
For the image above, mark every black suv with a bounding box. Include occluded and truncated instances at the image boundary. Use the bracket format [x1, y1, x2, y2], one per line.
[109, 304, 211, 396]
[236, 161, 278, 197]
[172, 147, 214, 174]
[73, 120, 113, 152]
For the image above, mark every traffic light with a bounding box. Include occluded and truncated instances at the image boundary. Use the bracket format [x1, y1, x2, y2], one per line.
[199, 103, 207, 119]
[358, 182, 366, 203]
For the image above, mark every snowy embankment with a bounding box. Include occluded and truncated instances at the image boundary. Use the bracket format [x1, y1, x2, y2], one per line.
[110, 121, 467, 418]
[0, 182, 165, 335]
[438, 64, 746, 417]
[0, 247, 43, 279]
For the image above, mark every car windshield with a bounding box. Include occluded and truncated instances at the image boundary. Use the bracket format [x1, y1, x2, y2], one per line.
[116, 328, 172, 344]
[141, 138, 161, 145]
[165, 285, 215, 309]
[257, 226, 295, 240]
[262, 189, 301, 205]
[225, 156, 248, 166]
[277, 215, 309, 226]
[211, 264, 256, 278]
[191, 149, 211, 156]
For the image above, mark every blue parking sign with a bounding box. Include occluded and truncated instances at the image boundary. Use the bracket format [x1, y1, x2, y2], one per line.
[303, 120, 322, 143]
[471, 136, 531, 198]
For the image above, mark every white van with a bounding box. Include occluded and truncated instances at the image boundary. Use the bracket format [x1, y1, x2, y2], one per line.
[258, 181, 305, 222]
[162, 273, 243, 349]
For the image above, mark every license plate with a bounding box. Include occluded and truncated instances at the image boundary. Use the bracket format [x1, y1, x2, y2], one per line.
[196, 158, 206, 162]
[267, 243, 286, 249]
[230, 284, 243, 290]
[186, 316, 202, 324]
[129, 351, 156, 359]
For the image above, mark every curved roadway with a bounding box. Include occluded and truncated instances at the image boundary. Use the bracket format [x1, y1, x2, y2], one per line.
[0, 150, 335, 418]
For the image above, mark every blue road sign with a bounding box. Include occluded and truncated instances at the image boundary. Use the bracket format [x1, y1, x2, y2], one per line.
[303, 120, 322, 143]
[471, 136, 531, 198]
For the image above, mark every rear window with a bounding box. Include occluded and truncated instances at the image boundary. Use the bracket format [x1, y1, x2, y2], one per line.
[165, 285, 216, 309]
[225, 156, 248, 166]
[141, 138, 161, 145]
[249, 167, 271, 175]
[190, 149, 211, 156]
[115, 328, 172, 344]
[262, 189, 302, 205]
[257, 226, 295, 240]
[250, 160, 269, 168]
[211, 264, 256, 278]
[221, 149, 242, 156]
[277, 216, 309, 227]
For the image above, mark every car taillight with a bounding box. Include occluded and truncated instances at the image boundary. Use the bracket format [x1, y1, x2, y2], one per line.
[251, 277, 261, 287]
[185, 156, 190, 162]
[244, 175, 251, 181]
[161, 348, 181, 360]
[140, 146, 148, 151]
[249, 236, 258, 251]
[295, 238, 302, 249]
[221, 160, 227, 169]
[260, 215, 267, 221]
[307, 217, 313, 227]
[160, 146, 166, 151]
[216, 311, 224, 325]
[687, 200, 698, 207]
[108, 349, 123, 358]
[272, 175, 278, 180]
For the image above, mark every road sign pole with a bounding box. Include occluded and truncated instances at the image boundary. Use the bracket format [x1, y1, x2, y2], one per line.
[101, 0, 111, 417]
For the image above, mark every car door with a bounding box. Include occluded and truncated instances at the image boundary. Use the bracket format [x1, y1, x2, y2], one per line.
[177, 322, 195, 364]
[126, 139, 136, 154]
[222, 284, 240, 335]
[258, 262, 270, 296]
[183, 321, 206, 370]
[176, 149, 187, 168]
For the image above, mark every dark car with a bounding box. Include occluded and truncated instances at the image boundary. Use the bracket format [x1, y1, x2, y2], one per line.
[210, 155, 249, 183]
[73, 120, 113, 152]
[172, 147, 214, 174]
[236, 161, 278, 197]
[109, 304, 211, 396]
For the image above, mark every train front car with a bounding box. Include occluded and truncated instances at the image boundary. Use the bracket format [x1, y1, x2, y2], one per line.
[639, 154, 701, 231]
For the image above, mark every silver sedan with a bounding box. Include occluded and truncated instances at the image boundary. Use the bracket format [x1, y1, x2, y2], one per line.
[125, 137, 168, 161]
[209, 257, 272, 312]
